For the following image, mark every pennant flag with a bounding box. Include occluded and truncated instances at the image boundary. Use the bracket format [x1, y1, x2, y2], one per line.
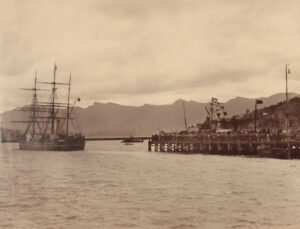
[256, 99, 263, 104]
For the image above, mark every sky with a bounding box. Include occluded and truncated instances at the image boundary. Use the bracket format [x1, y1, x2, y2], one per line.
[1, 0, 300, 112]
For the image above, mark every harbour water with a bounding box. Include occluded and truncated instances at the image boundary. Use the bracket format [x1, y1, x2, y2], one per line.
[1, 141, 300, 229]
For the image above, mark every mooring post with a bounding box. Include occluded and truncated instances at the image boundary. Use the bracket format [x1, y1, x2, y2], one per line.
[194, 143, 198, 152]
[208, 137, 212, 152]
[161, 143, 165, 152]
[168, 143, 172, 152]
[217, 137, 221, 152]
[174, 143, 178, 152]
[238, 139, 241, 153]
[148, 140, 152, 151]
[288, 138, 291, 160]
[227, 143, 231, 153]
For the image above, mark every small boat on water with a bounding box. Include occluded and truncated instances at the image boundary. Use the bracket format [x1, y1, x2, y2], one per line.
[14, 64, 85, 151]
[123, 142, 134, 145]
[121, 135, 144, 143]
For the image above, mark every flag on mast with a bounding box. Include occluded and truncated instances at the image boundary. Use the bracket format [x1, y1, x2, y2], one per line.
[256, 99, 263, 105]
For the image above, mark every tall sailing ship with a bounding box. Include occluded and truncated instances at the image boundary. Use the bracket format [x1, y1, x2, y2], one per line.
[15, 64, 85, 151]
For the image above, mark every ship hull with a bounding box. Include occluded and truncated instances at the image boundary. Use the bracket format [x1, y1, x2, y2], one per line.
[19, 138, 85, 151]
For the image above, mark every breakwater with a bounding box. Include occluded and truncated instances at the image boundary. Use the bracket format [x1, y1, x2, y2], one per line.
[86, 136, 150, 141]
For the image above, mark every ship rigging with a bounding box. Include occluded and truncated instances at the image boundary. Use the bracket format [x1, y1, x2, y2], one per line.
[14, 64, 85, 151]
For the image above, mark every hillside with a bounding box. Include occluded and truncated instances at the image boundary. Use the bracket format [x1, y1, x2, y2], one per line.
[235, 97, 300, 131]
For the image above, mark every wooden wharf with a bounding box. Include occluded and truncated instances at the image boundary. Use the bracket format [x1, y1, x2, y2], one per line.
[148, 133, 300, 159]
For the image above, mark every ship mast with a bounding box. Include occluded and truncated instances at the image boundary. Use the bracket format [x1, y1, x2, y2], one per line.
[285, 64, 289, 131]
[32, 72, 38, 136]
[13, 71, 48, 138]
[22, 72, 39, 137]
[285, 64, 291, 159]
[182, 101, 188, 131]
[66, 74, 71, 136]
[50, 63, 57, 135]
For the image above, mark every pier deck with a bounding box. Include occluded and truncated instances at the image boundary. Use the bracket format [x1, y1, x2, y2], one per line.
[148, 133, 300, 159]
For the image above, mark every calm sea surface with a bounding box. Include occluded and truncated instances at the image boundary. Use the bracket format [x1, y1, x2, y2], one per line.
[1, 141, 300, 229]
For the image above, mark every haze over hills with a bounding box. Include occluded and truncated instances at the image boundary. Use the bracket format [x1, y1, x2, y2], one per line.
[1, 93, 299, 137]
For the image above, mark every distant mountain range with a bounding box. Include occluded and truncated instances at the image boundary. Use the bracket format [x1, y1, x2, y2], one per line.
[1, 93, 299, 137]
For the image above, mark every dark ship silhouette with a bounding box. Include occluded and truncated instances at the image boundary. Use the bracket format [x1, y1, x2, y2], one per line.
[15, 64, 85, 151]
[121, 135, 144, 144]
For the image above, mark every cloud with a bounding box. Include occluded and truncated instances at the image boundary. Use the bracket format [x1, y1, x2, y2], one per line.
[1, 0, 300, 112]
